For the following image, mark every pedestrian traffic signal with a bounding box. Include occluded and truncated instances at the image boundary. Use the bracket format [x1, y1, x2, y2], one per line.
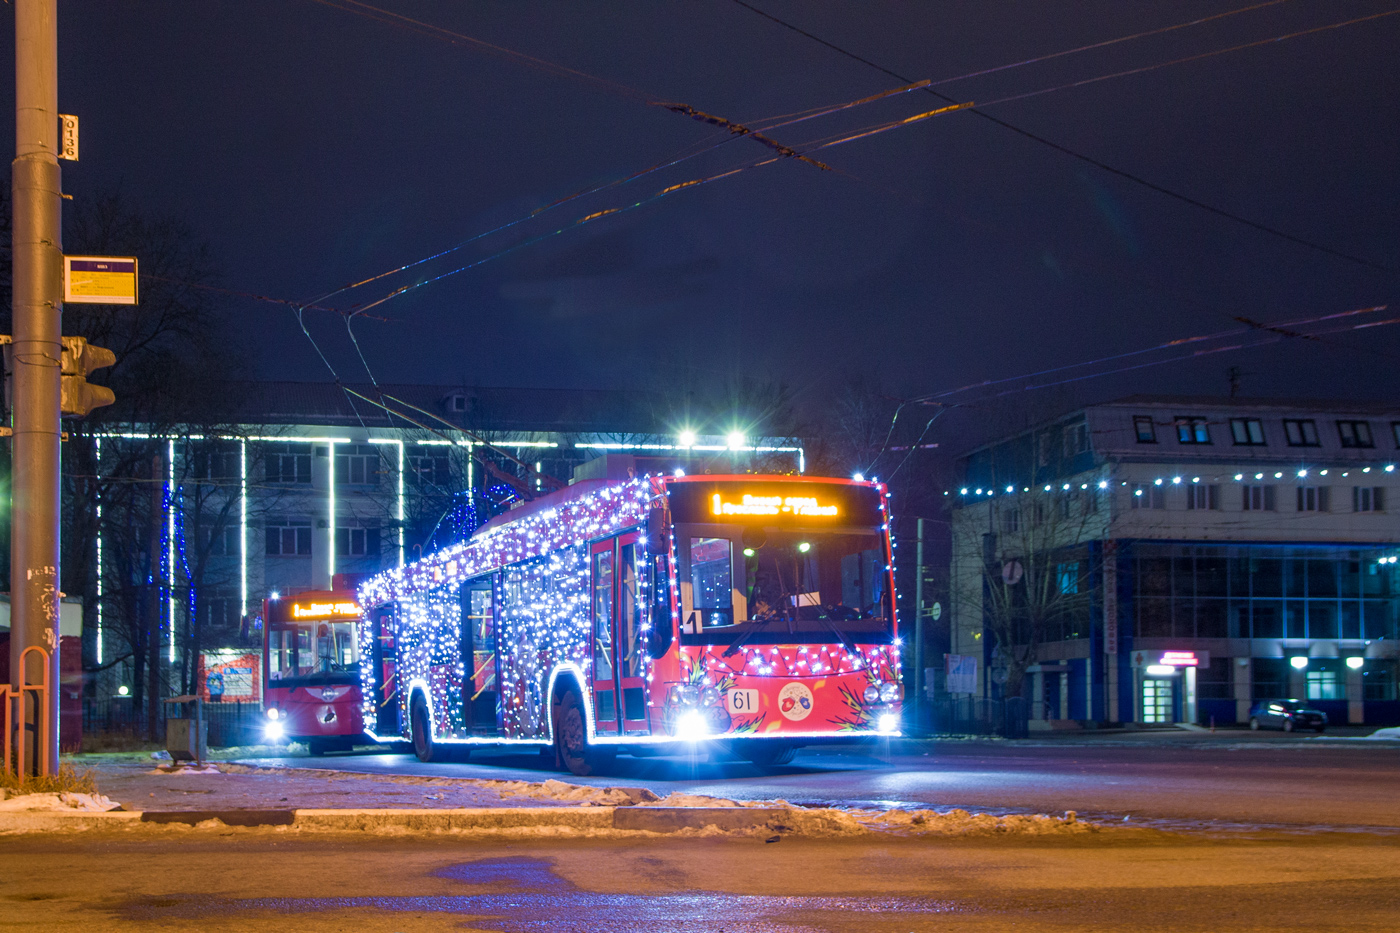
[60, 336, 115, 417]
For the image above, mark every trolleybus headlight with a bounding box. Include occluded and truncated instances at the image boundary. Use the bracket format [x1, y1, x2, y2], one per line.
[675, 710, 709, 742]
[862, 684, 881, 704]
[266, 707, 280, 720]
[877, 712, 899, 733]
[264, 720, 286, 741]
[879, 683, 900, 703]
[667, 684, 700, 707]
[701, 686, 721, 707]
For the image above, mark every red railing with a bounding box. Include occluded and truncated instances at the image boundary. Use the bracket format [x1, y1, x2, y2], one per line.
[2, 646, 52, 783]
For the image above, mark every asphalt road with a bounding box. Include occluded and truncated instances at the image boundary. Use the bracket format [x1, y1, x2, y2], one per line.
[6, 831, 1399, 932]
[239, 732, 1400, 831]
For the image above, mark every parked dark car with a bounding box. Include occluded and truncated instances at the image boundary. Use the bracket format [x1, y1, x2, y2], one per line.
[1248, 699, 1328, 733]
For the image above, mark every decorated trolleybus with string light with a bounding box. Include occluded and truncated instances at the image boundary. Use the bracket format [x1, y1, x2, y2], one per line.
[355, 473, 902, 774]
[262, 590, 368, 754]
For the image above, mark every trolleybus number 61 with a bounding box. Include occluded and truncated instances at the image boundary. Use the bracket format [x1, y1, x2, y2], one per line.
[728, 688, 759, 714]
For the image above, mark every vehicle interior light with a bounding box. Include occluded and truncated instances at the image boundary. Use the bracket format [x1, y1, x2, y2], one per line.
[1145, 664, 1175, 676]
[1290, 656, 1309, 669]
[1346, 656, 1365, 670]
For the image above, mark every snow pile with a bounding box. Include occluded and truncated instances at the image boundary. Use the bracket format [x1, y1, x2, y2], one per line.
[146, 763, 222, 775]
[487, 778, 662, 806]
[1358, 726, 1400, 741]
[641, 792, 745, 808]
[855, 807, 1094, 836]
[0, 791, 121, 812]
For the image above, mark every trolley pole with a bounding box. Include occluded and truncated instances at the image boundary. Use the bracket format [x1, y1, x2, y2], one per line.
[9, 0, 63, 776]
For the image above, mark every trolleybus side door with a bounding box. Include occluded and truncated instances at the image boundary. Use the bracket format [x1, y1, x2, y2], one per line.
[590, 539, 620, 735]
[616, 532, 648, 733]
[371, 605, 401, 736]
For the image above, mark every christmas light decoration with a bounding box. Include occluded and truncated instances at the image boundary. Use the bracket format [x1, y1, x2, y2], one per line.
[358, 474, 906, 749]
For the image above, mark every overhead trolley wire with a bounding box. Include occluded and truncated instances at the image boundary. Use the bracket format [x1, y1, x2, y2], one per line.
[290, 2, 1372, 318]
[731, 0, 1400, 276]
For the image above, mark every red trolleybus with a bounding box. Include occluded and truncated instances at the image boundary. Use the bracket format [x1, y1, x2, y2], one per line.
[262, 591, 367, 754]
[357, 474, 902, 774]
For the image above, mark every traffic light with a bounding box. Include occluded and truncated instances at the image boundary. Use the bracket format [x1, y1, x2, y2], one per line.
[60, 336, 116, 417]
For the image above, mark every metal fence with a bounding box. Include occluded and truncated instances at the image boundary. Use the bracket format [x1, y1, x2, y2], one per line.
[82, 697, 264, 748]
[930, 696, 1029, 738]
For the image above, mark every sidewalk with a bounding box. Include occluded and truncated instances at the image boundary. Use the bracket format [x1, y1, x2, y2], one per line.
[0, 751, 1096, 839]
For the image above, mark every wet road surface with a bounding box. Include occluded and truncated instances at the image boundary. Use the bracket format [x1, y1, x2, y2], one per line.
[240, 736, 1400, 830]
[7, 832, 1399, 932]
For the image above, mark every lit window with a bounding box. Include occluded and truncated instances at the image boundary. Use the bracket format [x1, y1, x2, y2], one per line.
[1306, 669, 1341, 700]
[1283, 419, 1320, 447]
[1229, 418, 1266, 446]
[1175, 416, 1210, 444]
[1133, 416, 1156, 444]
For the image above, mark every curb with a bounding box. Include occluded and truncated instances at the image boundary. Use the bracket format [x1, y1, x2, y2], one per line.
[0, 805, 798, 836]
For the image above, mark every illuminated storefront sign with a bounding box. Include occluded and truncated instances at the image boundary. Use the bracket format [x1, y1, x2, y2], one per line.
[711, 493, 839, 517]
[1133, 649, 1207, 669]
[291, 600, 361, 619]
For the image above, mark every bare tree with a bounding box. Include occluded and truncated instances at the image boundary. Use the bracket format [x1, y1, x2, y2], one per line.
[950, 430, 1108, 705]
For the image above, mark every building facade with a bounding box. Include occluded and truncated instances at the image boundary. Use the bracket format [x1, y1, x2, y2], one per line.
[949, 396, 1400, 728]
[81, 381, 805, 694]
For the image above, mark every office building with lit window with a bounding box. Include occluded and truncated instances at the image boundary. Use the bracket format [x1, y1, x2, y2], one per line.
[81, 381, 804, 689]
[949, 396, 1400, 728]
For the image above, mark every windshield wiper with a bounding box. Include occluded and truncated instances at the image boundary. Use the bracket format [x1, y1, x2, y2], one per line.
[722, 614, 772, 658]
[816, 612, 861, 656]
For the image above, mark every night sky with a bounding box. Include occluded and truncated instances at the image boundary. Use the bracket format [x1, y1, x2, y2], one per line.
[7, 1, 1399, 445]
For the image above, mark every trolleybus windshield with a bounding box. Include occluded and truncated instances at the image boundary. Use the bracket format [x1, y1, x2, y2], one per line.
[667, 480, 894, 646]
[268, 618, 360, 685]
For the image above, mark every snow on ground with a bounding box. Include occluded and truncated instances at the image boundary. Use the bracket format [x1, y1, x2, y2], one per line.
[1357, 727, 1400, 740]
[0, 792, 121, 812]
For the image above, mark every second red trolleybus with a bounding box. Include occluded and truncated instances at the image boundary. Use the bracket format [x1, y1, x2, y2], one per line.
[262, 590, 367, 754]
[356, 473, 903, 774]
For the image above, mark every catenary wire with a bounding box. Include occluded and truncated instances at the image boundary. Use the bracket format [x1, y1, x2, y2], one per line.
[301, 1, 1305, 308]
[730, 0, 1399, 276]
[335, 7, 1400, 316]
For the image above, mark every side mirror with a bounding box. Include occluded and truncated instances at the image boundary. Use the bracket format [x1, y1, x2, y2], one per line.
[647, 623, 673, 660]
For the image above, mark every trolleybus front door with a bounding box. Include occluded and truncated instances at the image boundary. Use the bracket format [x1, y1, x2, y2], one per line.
[590, 533, 648, 736]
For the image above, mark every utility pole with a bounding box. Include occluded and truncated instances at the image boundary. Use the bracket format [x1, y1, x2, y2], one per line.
[9, 0, 63, 775]
[913, 517, 924, 735]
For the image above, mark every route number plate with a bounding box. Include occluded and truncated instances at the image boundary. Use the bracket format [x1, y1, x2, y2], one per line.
[728, 688, 759, 714]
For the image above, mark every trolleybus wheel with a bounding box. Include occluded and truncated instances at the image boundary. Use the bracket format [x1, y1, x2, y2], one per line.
[411, 694, 440, 763]
[556, 689, 603, 776]
[744, 742, 797, 769]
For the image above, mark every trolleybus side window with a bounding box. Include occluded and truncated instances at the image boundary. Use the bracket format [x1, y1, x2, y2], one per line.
[689, 536, 734, 629]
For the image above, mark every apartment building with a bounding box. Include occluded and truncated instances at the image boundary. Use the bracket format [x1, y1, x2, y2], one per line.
[949, 396, 1400, 728]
